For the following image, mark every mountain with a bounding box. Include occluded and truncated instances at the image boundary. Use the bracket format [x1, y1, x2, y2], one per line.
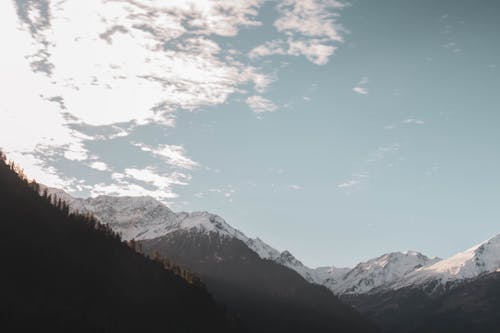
[391, 234, 500, 292]
[344, 270, 500, 333]
[0, 154, 237, 332]
[41, 184, 500, 332]
[140, 229, 380, 333]
[343, 235, 500, 333]
[43, 187, 282, 256]
[331, 251, 440, 295]
[42, 187, 450, 296]
[43, 187, 379, 333]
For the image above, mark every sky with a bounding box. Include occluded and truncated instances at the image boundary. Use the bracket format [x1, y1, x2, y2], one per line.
[1, 0, 500, 267]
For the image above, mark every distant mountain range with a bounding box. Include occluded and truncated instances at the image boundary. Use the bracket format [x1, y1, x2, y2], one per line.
[45, 187, 500, 294]
[42, 186, 378, 333]
[45, 187, 500, 332]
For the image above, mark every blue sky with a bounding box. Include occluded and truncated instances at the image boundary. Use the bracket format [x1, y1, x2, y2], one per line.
[1, 0, 499, 267]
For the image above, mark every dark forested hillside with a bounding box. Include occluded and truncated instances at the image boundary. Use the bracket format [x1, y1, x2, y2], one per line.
[0, 153, 237, 333]
[140, 230, 380, 333]
[343, 271, 500, 333]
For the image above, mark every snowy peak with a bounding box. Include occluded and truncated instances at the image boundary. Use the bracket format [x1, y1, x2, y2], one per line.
[395, 234, 500, 290]
[175, 211, 241, 236]
[245, 237, 281, 260]
[332, 251, 440, 295]
[43, 186, 283, 259]
[315, 266, 351, 284]
[275, 250, 304, 267]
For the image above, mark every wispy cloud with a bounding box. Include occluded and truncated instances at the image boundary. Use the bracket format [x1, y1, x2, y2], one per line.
[133, 143, 199, 170]
[208, 185, 237, 202]
[353, 77, 369, 95]
[0, 0, 275, 201]
[289, 184, 302, 190]
[403, 118, 425, 125]
[337, 179, 361, 189]
[352, 86, 368, 95]
[249, 0, 346, 65]
[338, 143, 400, 193]
[246, 95, 278, 113]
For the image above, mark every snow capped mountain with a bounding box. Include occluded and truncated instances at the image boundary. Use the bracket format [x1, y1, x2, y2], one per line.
[331, 251, 440, 295]
[44, 187, 284, 260]
[393, 234, 500, 291]
[42, 186, 500, 296]
[44, 187, 348, 284]
[274, 250, 321, 283]
[273, 251, 351, 285]
[314, 266, 351, 287]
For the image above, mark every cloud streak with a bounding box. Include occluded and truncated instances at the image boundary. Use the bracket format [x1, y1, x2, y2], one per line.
[338, 143, 400, 193]
[249, 0, 346, 65]
[246, 95, 278, 113]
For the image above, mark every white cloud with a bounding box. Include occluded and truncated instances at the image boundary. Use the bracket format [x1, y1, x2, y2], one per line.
[134, 143, 199, 170]
[246, 95, 278, 113]
[287, 39, 336, 65]
[274, 0, 345, 41]
[403, 118, 425, 125]
[352, 86, 368, 95]
[90, 161, 109, 171]
[249, 0, 345, 65]
[289, 184, 302, 190]
[91, 167, 190, 200]
[0, 0, 275, 202]
[249, 40, 288, 59]
[337, 179, 361, 189]
[353, 77, 369, 95]
[249, 38, 336, 65]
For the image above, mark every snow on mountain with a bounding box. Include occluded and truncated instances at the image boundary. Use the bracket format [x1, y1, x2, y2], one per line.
[275, 250, 319, 283]
[314, 266, 351, 288]
[272, 251, 351, 285]
[331, 251, 440, 295]
[44, 186, 500, 295]
[393, 234, 500, 291]
[43, 187, 346, 284]
[43, 187, 284, 259]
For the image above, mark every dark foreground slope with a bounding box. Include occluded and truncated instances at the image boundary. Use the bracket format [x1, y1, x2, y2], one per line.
[0, 154, 236, 333]
[343, 272, 500, 333]
[141, 230, 380, 333]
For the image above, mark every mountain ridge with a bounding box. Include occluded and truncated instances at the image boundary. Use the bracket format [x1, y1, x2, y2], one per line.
[43, 186, 500, 297]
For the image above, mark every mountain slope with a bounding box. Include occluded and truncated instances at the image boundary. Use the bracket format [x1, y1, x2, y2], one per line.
[343, 235, 500, 332]
[391, 234, 500, 292]
[344, 271, 500, 333]
[0, 155, 236, 333]
[43, 187, 444, 297]
[332, 251, 440, 294]
[140, 229, 380, 333]
[43, 187, 283, 258]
